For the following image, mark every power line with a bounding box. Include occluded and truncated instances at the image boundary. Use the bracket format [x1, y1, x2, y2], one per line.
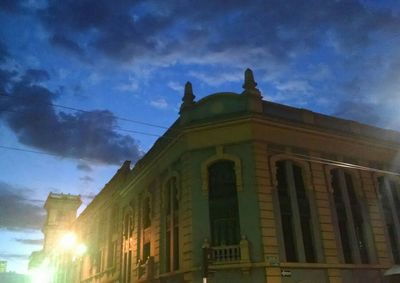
[269, 149, 400, 177]
[0, 145, 64, 158]
[0, 108, 176, 140]
[1, 143, 399, 177]
[0, 93, 170, 130]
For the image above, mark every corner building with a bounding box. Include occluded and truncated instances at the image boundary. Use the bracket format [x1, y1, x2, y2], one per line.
[70, 69, 400, 283]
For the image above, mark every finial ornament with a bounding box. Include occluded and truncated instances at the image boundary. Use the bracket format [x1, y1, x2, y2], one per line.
[242, 68, 261, 98]
[180, 81, 196, 112]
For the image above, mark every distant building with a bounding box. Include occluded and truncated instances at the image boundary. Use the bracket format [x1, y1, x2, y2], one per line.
[28, 193, 81, 277]
[41, 69, 400, 283]
[0, 260, 7, 273]
[0, 272, 29, 283]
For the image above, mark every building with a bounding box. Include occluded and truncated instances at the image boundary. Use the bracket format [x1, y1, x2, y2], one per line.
[0, 260, 7, 273]
[44, 69, 400, 283]
[29, 193, 81, 282]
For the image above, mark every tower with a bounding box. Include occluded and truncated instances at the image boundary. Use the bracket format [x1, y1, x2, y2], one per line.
[42, 193, 81, 253]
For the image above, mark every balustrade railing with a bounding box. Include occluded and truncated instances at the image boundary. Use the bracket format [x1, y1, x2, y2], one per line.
[210, 245, 241, 263]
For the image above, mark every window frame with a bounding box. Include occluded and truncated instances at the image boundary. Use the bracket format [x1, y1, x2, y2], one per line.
[162, 173, 181, 273]
[271, 157, 322, 263]
[326, 167, 376, 264]
[375, 174, 400, 264]
[207, 159, 241, 247]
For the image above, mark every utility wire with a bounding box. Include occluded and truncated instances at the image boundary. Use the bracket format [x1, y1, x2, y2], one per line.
[1, 94, 399, 175]
[0, 93, 170, 130]
[0, 108, 176, 140]
[1, 143, 399, 177]
[269, 149, 400, 177]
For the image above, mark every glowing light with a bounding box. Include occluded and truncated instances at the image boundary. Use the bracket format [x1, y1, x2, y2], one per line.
[29, 260, 53, 283]
[75, 243, 87, 256]
[59, 232, 77, 250]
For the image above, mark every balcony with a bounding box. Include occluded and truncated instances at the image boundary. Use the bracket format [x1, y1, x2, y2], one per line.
[203, 236, 250, 265]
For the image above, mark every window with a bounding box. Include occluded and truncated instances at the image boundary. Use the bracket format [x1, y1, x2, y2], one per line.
[331, 169, 371, 264]
[122, 207, 134, 283]
[164, 177, 180, 272]
[208, 160, 240, 246]
[143, 196, 151, 229]
[276, 160, 316, 262]
[139, 192, 152, 265]
[377, 176, 400, 264]
[123, 210, 134, 240]
[107, 240, 117, 268]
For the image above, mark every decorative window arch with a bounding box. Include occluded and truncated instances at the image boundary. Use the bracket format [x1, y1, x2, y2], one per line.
[123, 206, 134, 240]
[161, 171, 181, 210]
[325, 166, 373, 264]
[270, 155, 318, 263]
[269, 154, 313, 188]
[201, 147, 243, 194]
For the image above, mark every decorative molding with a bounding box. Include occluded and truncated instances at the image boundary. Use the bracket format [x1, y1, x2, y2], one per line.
[269, 153, 313, 191]
[201, 146, 243, 195]
[161, 170, 181, 209]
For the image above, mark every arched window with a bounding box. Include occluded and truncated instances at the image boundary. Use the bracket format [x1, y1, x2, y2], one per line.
[276, 160, 316, 262]
[208, 160, 240, 246]
[122, 208, 134, 283]
[377, 176, 400, 264]
[331, 169, 370, 264]
[164, 177, 180, 272]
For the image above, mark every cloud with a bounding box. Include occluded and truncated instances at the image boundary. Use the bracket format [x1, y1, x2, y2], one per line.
[0, 68, 142, 165]
[50, 34, 85, 57]
[80, 176, 94, 182]
[3, 0, 400, 132]
[149, 97, 168, 109]
[0, 182, 45, 231]
[76, 162, 92, 172]
[117, 80, 139, 93]
[34, 1, 400, 67]
[0, 252, 30, 260]
[274, 80, 312, 93]
[0, 0, 24, 14]
[0, 40, 9, 63]
[167, 81, 183, 93]
[14, 238, 43, 246]
[189, 70, 242, 87]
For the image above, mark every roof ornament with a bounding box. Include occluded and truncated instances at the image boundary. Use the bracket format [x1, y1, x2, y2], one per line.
[242, 68, 261, 98]
[180, 81, 196, 112]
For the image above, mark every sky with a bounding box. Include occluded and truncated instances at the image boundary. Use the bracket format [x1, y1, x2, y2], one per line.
[1, 0, 400, 274]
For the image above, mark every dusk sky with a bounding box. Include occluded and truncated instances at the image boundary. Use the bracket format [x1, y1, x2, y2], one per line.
[1, 0, 400, 274]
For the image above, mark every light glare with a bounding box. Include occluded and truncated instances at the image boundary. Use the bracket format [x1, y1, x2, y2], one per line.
[59, 232, 77, 250]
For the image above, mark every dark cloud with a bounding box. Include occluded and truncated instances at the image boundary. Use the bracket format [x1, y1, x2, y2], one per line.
[0, 0, 24, 13]
[80, 175, 94, 182]
[14, 238, 43, 246]
[21, 69, 50, 83]
[77, 162, 92, 172]
[334, 100, 383, 126]
[0, 252, 30, 260]
[0, 69, 142, 164]
[0, 182, 45, 231]
[50, 34, 85, 57]
[0, 40, 9, 63]
[35, 0, 400, 65]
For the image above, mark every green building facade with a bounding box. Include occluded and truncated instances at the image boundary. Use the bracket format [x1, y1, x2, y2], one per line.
[52, 69, 400, 283]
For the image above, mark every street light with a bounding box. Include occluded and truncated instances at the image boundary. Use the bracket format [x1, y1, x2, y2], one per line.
[58, 232, 77, 251]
